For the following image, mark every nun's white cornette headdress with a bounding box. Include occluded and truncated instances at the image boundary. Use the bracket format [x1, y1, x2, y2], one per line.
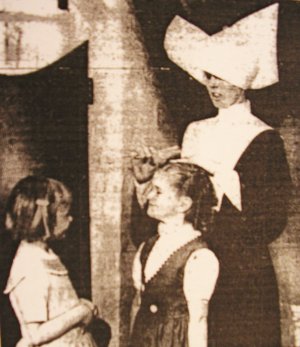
[164, 3, 279, 89]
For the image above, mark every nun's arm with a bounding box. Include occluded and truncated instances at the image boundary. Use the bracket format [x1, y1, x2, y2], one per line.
[236, 130, 292, 244]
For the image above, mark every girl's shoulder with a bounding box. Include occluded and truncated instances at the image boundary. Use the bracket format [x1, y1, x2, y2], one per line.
[182, 229, 217, 265]
[4, 242, 58, 294]
[182, 236, 210, 262]
[9, 241, 46, 272]
[188, 247, 218, 265]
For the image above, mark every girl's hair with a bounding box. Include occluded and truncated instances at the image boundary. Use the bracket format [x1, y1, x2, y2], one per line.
[6, 175, 72, 242]
[159, 162, 217, 234]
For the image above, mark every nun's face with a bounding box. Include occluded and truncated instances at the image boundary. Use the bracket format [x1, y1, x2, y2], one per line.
[204, 73, 245, 109]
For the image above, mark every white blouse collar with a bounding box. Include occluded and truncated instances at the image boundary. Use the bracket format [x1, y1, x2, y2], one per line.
[4, 241, 59, 294]
[181, 98, 272, 211]
[157, 221, 199, 237]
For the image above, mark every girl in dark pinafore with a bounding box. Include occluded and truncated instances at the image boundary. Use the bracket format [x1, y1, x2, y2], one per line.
[130, 162, 219, 347]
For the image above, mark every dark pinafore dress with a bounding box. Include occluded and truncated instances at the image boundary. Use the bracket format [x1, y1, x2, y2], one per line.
[130, 235, 206, 347]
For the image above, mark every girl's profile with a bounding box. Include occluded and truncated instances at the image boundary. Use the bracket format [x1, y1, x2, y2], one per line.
[130, 162, 219, 347]
[4, 175, 98, 347]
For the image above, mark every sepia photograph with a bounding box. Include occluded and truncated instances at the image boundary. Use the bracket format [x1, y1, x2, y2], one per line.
[0, 1, 299, 346]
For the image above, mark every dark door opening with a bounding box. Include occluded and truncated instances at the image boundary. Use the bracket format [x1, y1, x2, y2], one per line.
[0, 41, 91, 347]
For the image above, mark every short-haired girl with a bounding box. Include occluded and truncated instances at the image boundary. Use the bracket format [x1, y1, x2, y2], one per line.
[130, 162, 219, 347]
[4, 176, 98, 347]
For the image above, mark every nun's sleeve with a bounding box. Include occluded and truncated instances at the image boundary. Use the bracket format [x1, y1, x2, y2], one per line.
[235, 130, 292, 244]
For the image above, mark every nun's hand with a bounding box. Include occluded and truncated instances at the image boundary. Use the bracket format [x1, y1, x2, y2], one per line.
[131, 145, 181, 183]
[131, 145, 157, 183]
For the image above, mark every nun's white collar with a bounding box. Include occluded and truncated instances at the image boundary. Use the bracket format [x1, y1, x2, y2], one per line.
[216, 99, 251, 122]
[181, 99, 272, 211]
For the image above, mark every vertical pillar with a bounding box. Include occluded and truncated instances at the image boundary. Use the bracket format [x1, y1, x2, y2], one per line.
[87, 1, 175, 346]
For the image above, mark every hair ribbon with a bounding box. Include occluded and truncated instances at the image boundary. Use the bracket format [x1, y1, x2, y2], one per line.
[34, 199, 51, 239]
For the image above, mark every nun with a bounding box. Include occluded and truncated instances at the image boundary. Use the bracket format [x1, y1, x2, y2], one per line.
[162, 3, 291, 346]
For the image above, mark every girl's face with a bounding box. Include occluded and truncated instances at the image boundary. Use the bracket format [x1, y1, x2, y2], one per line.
[204, 72, 245, 109]
[147, 171, 187, 222]
[53, 209, 73, 239]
